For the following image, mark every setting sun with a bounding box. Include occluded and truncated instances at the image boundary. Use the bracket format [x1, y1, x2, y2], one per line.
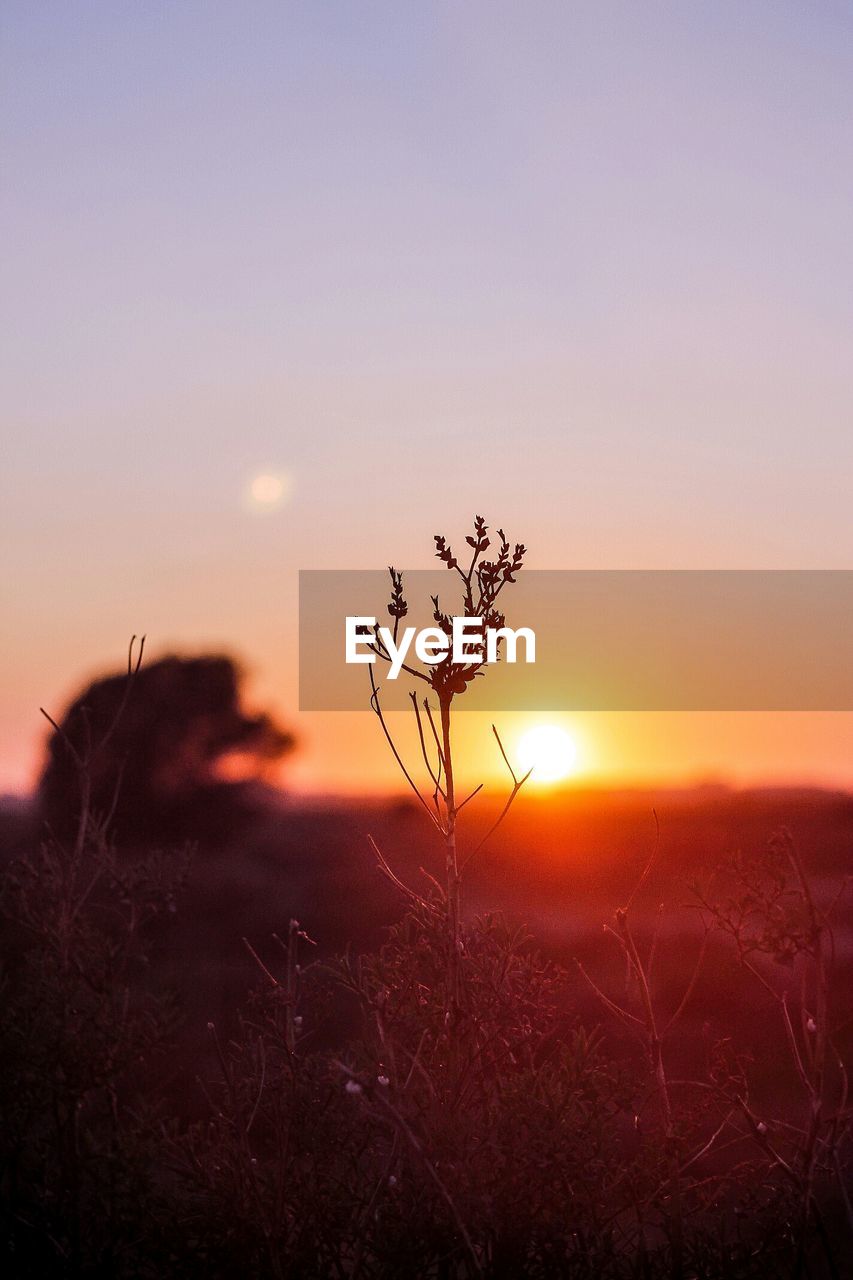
[516, 724, 579, 783]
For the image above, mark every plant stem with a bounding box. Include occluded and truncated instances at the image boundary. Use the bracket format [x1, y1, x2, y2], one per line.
[616, 908, 684, 1280]
[440, 695, 461, 1018]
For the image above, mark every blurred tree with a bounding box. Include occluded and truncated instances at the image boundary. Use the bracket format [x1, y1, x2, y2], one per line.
[37, 654, 294, 845]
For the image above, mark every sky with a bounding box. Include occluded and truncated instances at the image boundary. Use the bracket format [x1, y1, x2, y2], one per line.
[2, 1, 853, 796]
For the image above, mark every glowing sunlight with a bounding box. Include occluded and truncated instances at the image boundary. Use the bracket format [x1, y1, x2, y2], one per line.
[516, 724, 579, 784]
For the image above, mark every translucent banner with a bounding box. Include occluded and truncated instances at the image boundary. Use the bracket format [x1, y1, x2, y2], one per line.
[298, 570, 853, 711]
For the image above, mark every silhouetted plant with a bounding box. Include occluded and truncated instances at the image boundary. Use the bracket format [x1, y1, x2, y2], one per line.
[365, 516, 530, 1024]
[0, 640, 187, 1275]
[179, 899, 649, 1278]
[694, 829, 853, 1277]
[577, 819, 853, 1280]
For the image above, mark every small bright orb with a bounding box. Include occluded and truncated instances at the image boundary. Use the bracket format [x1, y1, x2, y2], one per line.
[517, 724, 578, 784]
[247, 471, 291, 512]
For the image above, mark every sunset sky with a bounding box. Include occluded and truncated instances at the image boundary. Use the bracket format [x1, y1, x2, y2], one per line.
[3, 2, 853, 796]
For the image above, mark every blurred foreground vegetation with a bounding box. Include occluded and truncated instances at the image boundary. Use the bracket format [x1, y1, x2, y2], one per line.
[1, 781, 851, 1278]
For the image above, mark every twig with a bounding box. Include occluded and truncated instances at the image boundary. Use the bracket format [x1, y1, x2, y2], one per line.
[368, 667, 444, 833]
[624, 809, 660, 912]
[461, 726, 531, 870]
[663, 924, 710, 1035]
[456, 783, 483, 813]
[410, 692, 446, 802]
[368, 835, 435, 915]
[242, 936, 279, 988]
[575, 959, 644, 1031]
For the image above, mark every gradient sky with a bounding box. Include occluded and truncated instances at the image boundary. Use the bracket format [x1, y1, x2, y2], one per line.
[3, 2, 853, 795]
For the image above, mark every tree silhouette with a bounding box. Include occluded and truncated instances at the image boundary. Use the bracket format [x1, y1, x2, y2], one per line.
[38, 652, 294, 844]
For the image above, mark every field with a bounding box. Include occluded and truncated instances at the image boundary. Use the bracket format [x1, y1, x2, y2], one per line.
[2, 780, 851, 1277]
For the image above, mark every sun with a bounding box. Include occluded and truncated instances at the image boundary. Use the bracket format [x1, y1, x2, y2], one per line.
[516, 724, 579, 784]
